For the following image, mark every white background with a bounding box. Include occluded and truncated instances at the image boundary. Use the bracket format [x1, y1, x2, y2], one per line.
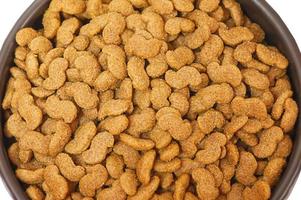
[0, 0, 300, 199]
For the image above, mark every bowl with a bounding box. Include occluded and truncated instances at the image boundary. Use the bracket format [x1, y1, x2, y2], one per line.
[0, 0, 301, 199]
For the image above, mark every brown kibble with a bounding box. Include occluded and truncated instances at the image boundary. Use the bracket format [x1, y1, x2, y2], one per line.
[137, 150, 156, 184]
[16, 28, 38, 46]
[236, 151, 257, 186]
[256, 44, 288, 69]
[192, 168, 219, 200]
[252, 126, 284, 158]
[120, 169, 138, 195]
[26, 186, 45, 200]
[219, 26, 254, 46]
[243, 180, 271, 200]
[55, 153, 85, 182]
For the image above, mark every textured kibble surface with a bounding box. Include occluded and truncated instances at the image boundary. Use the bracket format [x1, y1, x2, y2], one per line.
[1, 0, 299, 199]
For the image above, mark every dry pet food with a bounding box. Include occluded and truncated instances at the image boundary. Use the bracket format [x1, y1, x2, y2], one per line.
[2, 0, 299, 199]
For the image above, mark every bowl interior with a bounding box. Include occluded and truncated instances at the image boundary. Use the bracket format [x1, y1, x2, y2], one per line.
[0, 0, 301, 199]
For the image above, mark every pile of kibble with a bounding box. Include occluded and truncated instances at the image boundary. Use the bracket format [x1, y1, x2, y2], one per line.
[2, 0, 298, 199]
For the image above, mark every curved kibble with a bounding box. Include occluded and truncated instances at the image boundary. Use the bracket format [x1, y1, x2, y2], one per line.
[169, 92, 189, 116]
[120, 133, 155, 151]
[252, 126, 284, 158]
[45, 95, 77, 123]
[16, 168, 45, 184]
[42, 10, 61, 39]
[19, 131, 49, 155]
[48, 120, 72, 157]
[177, 158, 201, 176]
[17, 94, 43, 130]
[65, 121, 97, 155]
[43, 165, 69, 200]
[99, 115, 129, 135]
[271, 135, 292, 159]
[195, 132, 227, 165]
[159, 142, 180, 161]
[242, 180, 271, 200]
[149, 126, 172, 149]
[192, 168, 219, 200]
[108, 0, 134, 16]
[26, 185, 45, 200]
[184, 25, 211, 50]
[224, 115, 249, 139]
[187, 10, 219, 33]
[127, 176, 160, 200]
[271, 90, 293, 120]
[127, 56, 150, 91]
[219, 26, 254, 46]
[102, 45, 127, 80]
[106, 153, 124, 179]
[146, 53, 168, 78]
[79, 164, 108, 197]
[82, 131, 114, 164]
[197, 109, 225, 134]
[242, 69, 270, 90]
[62, 0, 86, 15]
[150, 79, 171, 110]
[6, 113, 28, 138]
[231, 97, 267, 120]
[256, 44, 288, 69]
[66, 82, 99, 109]
[166, 46, 195, 70]
[223, 0, 244, 26]
[97, 180, 126, 200]
[43, 58, 68, 90]
[197, 34, 224, 65]
[280, 98, 298, 133]
[74, 54, 100, 86]
[207, 62, 242, 87]
[31, 87, 55, 98]
[142, 11, 165, 40]
[179, 123, 205, 158]
[16, 28, 38, 46]
[226, 183, 244, 200]
[94, 71, 118, 92]
[199, 0, 220, 12]
[154, 158, 182, 173]
[172, 0, 194, 12]
[148, 0, 174, 15]
[173, 173, 190, 200]
[263, 158, 286, 186]
[189, 83, 234, 114]
[113, 142, 140, 169]
[55, 153, 85, 182]
[57, 17, 81, 47]
[126, 108, 156, 136]
[157, 113, 192, 141]
[165, 17, 195, 35]
[137, 150, 156, 185]
[236, 151, 257, 186]
[29, 36, 53, 53]
[233, 41, 256, 63]
[120, 170, 138, 196]
[98, 99, 131, 119]
[165, 66, 204, 89]
[125, 33, 162, 59]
